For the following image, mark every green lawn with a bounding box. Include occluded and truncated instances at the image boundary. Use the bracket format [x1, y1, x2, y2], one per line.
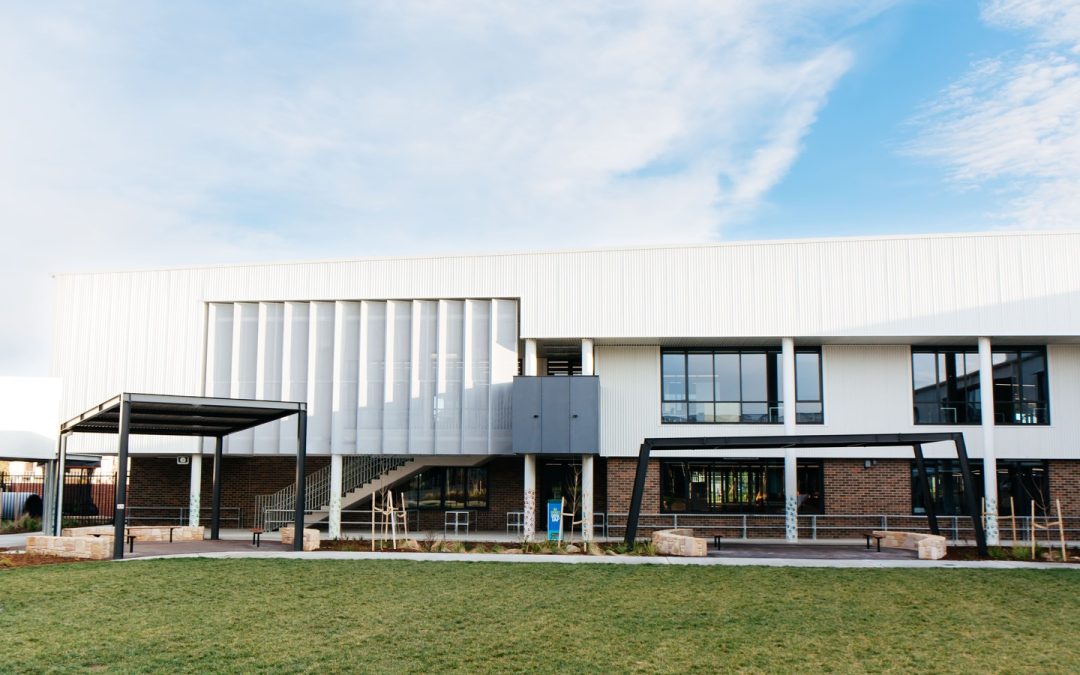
[2, 560, 1079, 673]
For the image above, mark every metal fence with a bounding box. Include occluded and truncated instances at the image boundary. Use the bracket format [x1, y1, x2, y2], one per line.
[258, 508, 420, 532]
[1, 471, 116, 526]
[125, 506, 243, 527]
[603, 512, 1080, 544]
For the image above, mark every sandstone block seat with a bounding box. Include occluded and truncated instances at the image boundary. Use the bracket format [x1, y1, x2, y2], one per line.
[871, 530, 947, 560]
[280, 526, 320, 551]
[27, 535, 112, 560]
[652, 528, 707, 557]
[62, 525, 205, 543]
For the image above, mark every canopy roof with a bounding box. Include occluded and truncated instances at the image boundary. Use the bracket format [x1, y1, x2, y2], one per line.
[60, 393, 304, 438]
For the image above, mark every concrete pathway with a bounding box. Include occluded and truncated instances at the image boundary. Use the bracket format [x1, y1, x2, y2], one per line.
[120, 547, 1080, 570]
[0, 531, 35, 549]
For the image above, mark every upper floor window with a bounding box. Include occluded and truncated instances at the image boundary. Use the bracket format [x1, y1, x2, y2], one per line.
[661, 348, 823, 424]
[912, 347, 1049, 425]
[992, 349, 1049, 425]
[912, 349, 982, 424]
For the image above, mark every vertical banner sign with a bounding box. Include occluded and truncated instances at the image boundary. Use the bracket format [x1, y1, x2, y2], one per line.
[547, 499, 562, 541]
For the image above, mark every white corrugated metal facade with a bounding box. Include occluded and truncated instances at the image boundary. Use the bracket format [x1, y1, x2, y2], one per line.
[50, 231, 1080, 458]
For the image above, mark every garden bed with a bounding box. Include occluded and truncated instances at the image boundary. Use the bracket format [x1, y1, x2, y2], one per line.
[319, 538, 654, 556]
[945, 545, 1080, 563]
[0, 549, 87, 569]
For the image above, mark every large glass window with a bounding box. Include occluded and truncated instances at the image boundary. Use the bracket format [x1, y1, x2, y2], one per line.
[660, 460, 823, 514]
[402, 467, 489, 509]
[662, 349, 823, 424]
[910, 460, 1049, 516]
[912, 348, 982, 424]
[992, 349, 1049, 425]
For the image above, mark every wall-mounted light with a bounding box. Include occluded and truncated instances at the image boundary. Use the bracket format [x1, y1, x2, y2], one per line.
[863, 459, 877, 469]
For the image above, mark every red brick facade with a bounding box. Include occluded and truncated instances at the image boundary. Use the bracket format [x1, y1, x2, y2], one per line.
[1048, 460, 1080, 517]
[128, 454, 1080, 536]
[129, 456, 329, 528]
[823, 460, 910, 515]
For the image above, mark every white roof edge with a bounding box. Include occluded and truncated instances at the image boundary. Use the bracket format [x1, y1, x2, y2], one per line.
[50, 229, 1080, 278]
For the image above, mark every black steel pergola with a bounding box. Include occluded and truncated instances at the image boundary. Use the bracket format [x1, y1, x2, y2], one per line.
[56, 393, 308, 559]
[624, 432, 988, 557]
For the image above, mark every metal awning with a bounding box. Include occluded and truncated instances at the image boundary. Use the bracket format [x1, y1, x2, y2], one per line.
[623, 432, 988, 556]
[60, 393, 303, 437]
[52, 393, 308, 559]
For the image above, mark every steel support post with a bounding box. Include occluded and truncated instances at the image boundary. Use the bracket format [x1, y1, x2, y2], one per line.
[624, 441, 652, 546]
[293, 409, 308, 552]
[54, 434, 68, 535]
[112, 396, 131, 559]
[912, 443, 940, 535]
[211, 436, 223, 539]
[954, 433, 988, 556]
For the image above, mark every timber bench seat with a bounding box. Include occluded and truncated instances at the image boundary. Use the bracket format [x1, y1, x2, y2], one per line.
[250, 528, 263, 547]
[871, 530, 947, 560]
[863, 532, 886, 552]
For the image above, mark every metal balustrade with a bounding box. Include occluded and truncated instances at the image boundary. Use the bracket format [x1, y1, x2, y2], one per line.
[254, 455, 412, 530]
[603, 513, 1080, 544]
[125, 505, 242, 527]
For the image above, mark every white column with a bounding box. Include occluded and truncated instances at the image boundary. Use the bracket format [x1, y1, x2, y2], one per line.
[329, 454, 343, 539]
[523, 454, 537, 539]
[979, 337, 999, 545]
[188, 454, 202, 527]
[581, 338, 594, 376]
[581, 455, 594, 542]
[524, 339, 538, 376]
[781, 337, 798, 542]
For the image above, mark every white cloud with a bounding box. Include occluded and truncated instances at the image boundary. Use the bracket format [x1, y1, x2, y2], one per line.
[0, 1, 881, 374]
[909, 0, 1080, 228]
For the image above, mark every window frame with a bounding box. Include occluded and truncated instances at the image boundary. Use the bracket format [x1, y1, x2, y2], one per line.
[660, 347, 823, 425]
[990, 347, 1050, 426]
[402, 466, 490, 510]
[911, 347, 983, 426]
[659, 459, 824, 514]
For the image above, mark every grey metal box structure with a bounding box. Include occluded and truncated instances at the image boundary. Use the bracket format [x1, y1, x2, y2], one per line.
[512, 376, 599, 455]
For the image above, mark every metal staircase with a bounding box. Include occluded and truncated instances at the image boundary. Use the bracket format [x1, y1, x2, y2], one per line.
[254, 455, 413, 530]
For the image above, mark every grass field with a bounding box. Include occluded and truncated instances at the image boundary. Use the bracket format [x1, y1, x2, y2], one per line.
[2, 559, 1079, 672]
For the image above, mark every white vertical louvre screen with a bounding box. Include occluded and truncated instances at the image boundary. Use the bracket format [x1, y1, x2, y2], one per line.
[203, 299, 518, 455]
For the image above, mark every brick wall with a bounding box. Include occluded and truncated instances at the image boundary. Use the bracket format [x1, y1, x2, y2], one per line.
[1048, 460, 1080, 517]
[129, 456, 328, 528]
[823, 459, 911, 515]
[606, 457, 660, 515]
[412, 457, 524, 531]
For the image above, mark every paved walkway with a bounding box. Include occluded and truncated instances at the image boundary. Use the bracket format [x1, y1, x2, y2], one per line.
[118, 542, 1080, 570]
[0, 531, 34, 549]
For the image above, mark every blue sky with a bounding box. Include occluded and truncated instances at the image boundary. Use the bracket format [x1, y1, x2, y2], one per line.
[2, 0, 1080, 375]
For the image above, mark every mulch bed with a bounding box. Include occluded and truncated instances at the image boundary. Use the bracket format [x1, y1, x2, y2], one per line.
[0, 549, 91, 569]
[945, 546, 1080, 564]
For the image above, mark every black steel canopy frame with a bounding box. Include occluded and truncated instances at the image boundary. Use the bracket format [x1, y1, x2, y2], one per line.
[57, 393, 308, 559]
[623, 432, 987, 557]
